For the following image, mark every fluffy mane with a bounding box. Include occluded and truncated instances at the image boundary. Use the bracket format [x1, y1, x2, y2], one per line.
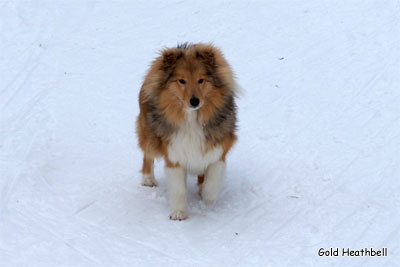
[137, 43, 237, 162]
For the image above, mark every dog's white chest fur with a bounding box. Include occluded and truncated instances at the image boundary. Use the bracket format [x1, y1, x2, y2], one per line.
[168, 111, 222, 174]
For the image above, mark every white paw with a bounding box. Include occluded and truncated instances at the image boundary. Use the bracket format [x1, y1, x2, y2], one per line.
[141, 174, 157, 187]
[169, 210, 187, 220]
[201, 161, 224, 206]
[202, 197, 217, 206]
[201, 190, 217, 206]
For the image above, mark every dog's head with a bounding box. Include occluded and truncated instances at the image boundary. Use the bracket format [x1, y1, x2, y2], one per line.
[142, 43, 235, 125]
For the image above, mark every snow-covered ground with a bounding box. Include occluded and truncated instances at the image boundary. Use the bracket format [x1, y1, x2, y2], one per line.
[1, 1, 399, 266]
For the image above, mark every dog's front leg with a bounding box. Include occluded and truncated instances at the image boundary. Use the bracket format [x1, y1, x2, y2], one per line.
[202, 160, 226, 206]
[166, 165, 187, 220]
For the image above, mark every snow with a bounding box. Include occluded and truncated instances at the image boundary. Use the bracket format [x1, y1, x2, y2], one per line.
[1, 1, 399, 266]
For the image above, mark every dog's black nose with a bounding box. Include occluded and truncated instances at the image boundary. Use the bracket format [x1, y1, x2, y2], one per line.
[190, 97, 200, 108]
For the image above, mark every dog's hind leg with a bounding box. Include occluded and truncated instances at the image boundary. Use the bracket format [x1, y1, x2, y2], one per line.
[198, 175, 205, 185]
[197, 174, 204, 196]
[141, 156, 157, 187]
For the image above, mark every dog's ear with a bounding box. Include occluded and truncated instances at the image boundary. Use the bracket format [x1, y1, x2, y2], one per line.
[195, 47, 216, 68]
[161, 48, 183, 71]
[196, 46, 225, 87]
[156, 48, 183, 88]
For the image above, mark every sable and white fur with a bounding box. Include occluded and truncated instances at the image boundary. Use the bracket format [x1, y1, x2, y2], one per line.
[136, 43, 237, 220]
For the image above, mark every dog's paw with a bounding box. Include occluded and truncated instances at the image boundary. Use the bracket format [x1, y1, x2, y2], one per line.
[202, 198, 216, 206]
[169, 210, 187, 220]
[201, 191, 217, 206]
[141, 174, 158, 187]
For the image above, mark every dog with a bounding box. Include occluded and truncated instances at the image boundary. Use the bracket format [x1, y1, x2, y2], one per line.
[136, 43, 237, 220]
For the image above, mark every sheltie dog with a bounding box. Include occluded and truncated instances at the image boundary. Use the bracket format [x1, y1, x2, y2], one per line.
[136, 43, 237, 220]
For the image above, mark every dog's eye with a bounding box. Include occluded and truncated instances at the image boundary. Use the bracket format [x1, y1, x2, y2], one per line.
[178, 79, 186, 84]
[198, 79, 204, 84]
